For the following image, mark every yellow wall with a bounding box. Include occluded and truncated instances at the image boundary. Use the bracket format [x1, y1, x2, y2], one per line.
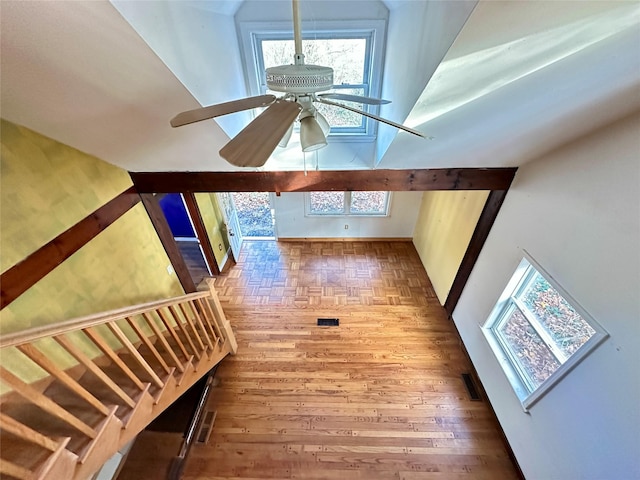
[413, 191, 489, 305]
[0, 119, 133, 272]
[195, 193, 229, 266]
[0, 120, 184, 380]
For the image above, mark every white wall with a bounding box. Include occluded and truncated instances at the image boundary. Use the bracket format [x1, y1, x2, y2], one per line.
[274, 191, 422, 239]
[112, 0, 250, 137]
[452, 113, 640, 479]
[376, 0, 476, 162]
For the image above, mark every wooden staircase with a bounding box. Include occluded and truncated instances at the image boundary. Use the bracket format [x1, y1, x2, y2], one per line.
[0, 280, 237, 480]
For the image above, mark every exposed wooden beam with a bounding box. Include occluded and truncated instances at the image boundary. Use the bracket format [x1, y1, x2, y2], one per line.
[182, 193, 220, 276]
[139, 194, 197, 294]
[130, 168, 517, 193]
[1, 187, 141, 310]
[444, 188, 511, 316]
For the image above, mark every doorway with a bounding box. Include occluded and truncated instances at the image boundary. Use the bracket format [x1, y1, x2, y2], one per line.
[230, 192, 276, 239]
[159, 193, 216, 285]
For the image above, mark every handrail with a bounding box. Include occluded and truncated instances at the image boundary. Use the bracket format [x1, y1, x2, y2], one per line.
[0, 291, 210, 348]
[0, 285, 236, 480]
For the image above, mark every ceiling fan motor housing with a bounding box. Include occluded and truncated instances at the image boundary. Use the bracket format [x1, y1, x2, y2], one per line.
[266, 64, 334, 94]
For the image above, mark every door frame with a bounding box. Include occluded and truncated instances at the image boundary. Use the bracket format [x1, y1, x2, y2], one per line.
[182, 192, 220, 276]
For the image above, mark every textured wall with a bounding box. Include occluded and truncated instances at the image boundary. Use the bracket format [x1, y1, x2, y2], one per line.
[0, 120, 184, 380]
[0, 119, 133, 272]
[412, 190, 489, 304]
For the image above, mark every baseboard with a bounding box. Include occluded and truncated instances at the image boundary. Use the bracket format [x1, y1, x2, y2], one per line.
[449, 314, 526, 480]
[277, 237, 412, 242]
[218, 248, 232, 273]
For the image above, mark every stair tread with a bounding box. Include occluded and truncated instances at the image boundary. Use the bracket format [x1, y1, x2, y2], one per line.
[1, 400, 96, 456]
[0, 430, 52, 471]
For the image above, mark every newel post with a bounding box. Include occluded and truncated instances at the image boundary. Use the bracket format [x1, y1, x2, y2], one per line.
[198, 278, 238, 355]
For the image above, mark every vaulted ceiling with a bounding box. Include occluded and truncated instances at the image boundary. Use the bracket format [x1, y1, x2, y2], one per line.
[1, 0, 639, 173]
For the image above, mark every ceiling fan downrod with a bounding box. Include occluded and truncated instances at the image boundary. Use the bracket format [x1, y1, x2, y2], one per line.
[292, 0, 304, 65]
[265, 0, 333, 94]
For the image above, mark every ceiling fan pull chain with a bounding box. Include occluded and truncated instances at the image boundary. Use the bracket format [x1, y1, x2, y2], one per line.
[303, 151, 308, 176]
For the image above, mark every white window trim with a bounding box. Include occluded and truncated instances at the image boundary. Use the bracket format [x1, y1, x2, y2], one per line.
[304, 191, 391, 217]
[237, 19, 387, 139]
[481, 252, 608, 412]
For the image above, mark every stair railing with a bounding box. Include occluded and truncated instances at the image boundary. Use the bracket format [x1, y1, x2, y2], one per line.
[0, 287, 236, 480]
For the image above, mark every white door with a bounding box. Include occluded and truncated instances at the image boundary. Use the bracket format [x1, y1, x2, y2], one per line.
[217, 192, 244, 261]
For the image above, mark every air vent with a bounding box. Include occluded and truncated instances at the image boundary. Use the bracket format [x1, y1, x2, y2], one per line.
[317, 318, 339, 327]
[461, 373, 482, 401]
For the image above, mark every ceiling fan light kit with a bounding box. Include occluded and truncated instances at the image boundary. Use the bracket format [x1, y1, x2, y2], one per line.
[170, 0, 425, 168]
[300, 114, 328, 152]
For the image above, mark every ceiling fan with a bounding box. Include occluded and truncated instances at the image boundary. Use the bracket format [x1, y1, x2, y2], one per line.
[170, 0, 425, 168]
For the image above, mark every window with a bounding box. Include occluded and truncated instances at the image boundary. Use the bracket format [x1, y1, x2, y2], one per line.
[239, 20, 386, 137]
[306, 191, 390, 216]
[482, 254, 608, 410]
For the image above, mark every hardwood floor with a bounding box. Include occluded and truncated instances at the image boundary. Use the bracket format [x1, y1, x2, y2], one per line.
[183, 240, 519, 480]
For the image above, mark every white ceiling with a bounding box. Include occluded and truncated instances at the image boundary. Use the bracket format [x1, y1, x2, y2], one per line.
[1, 0, 639, 173]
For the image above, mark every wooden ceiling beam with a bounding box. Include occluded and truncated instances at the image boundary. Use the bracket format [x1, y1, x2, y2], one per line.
[130, 168, 517, 193]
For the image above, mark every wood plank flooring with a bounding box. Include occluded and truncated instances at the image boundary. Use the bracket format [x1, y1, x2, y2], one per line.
[183, 240, 519, 480]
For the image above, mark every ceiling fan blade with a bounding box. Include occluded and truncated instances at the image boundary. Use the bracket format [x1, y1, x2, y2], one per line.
[317, 97, 426, 138]
[219, 100, 302, 168]
[170, 94, 276, 128]
[317, 93, 391, 105]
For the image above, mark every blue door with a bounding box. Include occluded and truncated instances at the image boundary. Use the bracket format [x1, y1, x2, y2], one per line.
[159, 194, 212, 282]
[159, 194, 196, 238]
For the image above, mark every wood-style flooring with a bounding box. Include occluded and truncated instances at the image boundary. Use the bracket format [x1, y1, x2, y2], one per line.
[183, 240, 520, 480]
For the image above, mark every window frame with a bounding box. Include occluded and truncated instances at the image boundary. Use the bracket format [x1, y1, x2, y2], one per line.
[238, 20, 387, 139]
[305, 191, 391, 217]
[481, 252, 608, 411]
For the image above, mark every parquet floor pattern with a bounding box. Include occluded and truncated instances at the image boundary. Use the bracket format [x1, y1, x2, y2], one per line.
[213, 240, 436, 307]
[184, 241, 519, 480]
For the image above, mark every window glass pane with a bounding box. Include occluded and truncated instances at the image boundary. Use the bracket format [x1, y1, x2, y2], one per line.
[309, 192, 345, 214]
[261, 38, 367, 129]
[520, 272, 596, 357]
[350, 191, 387, 214]
[261, 40, 295, 69]
[497, 307, 561, 389]
[261, 38, 366, 84]
[315, 88, 365, 128]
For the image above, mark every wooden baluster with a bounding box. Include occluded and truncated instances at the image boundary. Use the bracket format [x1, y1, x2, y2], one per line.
[195, 298, 220, 346]
[83, 327, 146, 391]
[0, 412, 59, 451]
[0, 367, 97, 438]
[105, 322, 164, 389]
[16, 344, 110, 416]
[198, 279, 237, 354]
[124, 317, 172, 375]
[187, 300, 214, 350]
[178, 302, 205, 352]
[53, 335, 136, 409]
[156, 308, 190, 361]
[140, 312, 184, 373]
[167, 305, 200, 360]
[199, 296, 225, 342]
[0, 458, 33, 480]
